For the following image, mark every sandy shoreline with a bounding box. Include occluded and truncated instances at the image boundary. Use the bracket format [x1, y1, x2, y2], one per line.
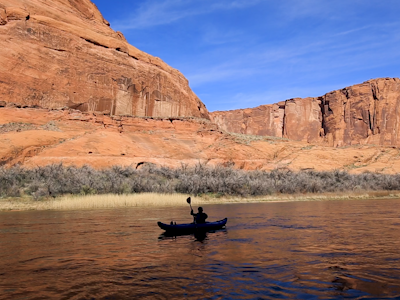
[1, 191, 400, 212]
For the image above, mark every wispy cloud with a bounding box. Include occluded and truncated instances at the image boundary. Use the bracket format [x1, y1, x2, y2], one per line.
[277, 0, 335, 20]
[201, 27, 245, 45]
[211, 0, 262, 9]
[185, 20, 400, 90]
[101, 0, 400, 111]
[332, 26, 372, 37]
[112, 0, 262, 30]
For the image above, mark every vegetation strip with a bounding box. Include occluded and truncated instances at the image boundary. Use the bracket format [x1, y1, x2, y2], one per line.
[1, 163, 400, 210]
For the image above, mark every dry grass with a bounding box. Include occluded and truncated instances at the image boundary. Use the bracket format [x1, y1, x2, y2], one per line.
[213, 190, 400, 203]
[0, 193, 208, 211]
[1, 191, 400, 211]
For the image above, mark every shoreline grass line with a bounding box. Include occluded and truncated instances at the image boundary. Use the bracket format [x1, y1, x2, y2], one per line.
[1, 191, 400, 212]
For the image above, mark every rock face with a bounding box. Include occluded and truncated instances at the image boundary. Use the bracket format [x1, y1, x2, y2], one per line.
[211, 78, 400, 147]
[0, 0, 209, 118]
[4, 106, 400, 174]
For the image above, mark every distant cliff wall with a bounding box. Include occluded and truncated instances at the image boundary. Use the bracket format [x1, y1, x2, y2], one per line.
[210, 78, 400, 146]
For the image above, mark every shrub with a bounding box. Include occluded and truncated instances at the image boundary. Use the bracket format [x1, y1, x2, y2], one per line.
[0, 164, 399, 199]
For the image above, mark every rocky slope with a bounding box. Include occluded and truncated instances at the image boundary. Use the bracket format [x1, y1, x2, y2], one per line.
[0, 0, 209, 118]
[2, 106, 400, 174]
[211, 78, 400, 147]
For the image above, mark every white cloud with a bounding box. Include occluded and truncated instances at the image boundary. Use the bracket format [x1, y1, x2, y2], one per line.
[202, 27, 245, 45]
[113, 0, 192, 30]
[332, 26, 372, 37]
[112, 0, 262, 30]
[276, 0, 334, 20]
[185, 22, 400, 90]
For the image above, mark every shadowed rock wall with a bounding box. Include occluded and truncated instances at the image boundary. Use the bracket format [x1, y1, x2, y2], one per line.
[211, 78, 400, 146]
[0, 0, 209, 119]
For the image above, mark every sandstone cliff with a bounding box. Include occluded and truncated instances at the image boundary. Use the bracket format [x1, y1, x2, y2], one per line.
[0, 0, 209, 118]
[210, 78, 400, 147]
[3, 106, 400, 174]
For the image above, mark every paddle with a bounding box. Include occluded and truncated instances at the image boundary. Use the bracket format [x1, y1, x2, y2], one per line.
[187, 197, 193, 211]
[187, 197, 195, 223]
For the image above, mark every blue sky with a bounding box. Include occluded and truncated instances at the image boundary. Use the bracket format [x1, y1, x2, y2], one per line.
[92, 0, 400, 112]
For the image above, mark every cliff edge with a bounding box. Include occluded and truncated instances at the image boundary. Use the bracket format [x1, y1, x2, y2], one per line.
[0, 0, 209, 118]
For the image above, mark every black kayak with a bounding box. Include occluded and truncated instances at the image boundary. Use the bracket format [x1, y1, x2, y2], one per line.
[157, 218, 228, 234]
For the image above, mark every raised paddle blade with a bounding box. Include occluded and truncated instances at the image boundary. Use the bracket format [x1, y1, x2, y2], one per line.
[186, 197, 191, 204]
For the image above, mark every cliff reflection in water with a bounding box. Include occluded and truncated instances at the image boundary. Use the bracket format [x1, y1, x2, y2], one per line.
[1, 199, 400, 299]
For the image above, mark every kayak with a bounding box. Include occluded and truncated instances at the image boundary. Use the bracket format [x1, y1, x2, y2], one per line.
[157, 218, 228, 234]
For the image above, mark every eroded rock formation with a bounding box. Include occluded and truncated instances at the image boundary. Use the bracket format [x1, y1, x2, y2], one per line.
[211, 78, 400, 147]
[3, 106, 400, 174]
[0, 0, 209, 118]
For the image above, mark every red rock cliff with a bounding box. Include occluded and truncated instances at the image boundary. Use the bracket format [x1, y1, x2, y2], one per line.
[0, 0, 209, 118]
[210, 78, 400, 147]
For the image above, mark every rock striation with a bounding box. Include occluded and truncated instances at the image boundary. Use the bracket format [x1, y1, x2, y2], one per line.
[210, 78, 400, 147]
[0, 0, 209, 118]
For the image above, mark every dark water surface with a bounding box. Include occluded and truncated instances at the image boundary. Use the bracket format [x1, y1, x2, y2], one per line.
[1, 199, 400, 299]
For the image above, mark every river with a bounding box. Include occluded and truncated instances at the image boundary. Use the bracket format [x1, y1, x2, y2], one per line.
[1, 199, 400, 299]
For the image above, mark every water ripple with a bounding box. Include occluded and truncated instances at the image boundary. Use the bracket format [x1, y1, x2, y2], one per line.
[1, 199, 400, 299]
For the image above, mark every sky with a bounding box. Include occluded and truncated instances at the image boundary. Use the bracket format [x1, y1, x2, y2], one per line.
[91, 0, 400, 112]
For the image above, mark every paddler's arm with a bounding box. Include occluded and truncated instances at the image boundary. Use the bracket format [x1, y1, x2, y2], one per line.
[191, 210, 196, 223]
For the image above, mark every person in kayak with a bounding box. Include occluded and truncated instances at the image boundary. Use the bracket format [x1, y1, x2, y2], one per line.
[191, 207, 208, 224]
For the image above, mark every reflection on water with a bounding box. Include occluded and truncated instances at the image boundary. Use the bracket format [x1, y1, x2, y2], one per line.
[1, 199, 400, 299]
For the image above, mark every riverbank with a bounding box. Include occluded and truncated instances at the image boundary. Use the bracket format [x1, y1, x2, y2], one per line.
[1, 191, 400, 211]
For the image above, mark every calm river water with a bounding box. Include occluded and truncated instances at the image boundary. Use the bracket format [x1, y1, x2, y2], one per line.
[1, 199, 400, 299]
